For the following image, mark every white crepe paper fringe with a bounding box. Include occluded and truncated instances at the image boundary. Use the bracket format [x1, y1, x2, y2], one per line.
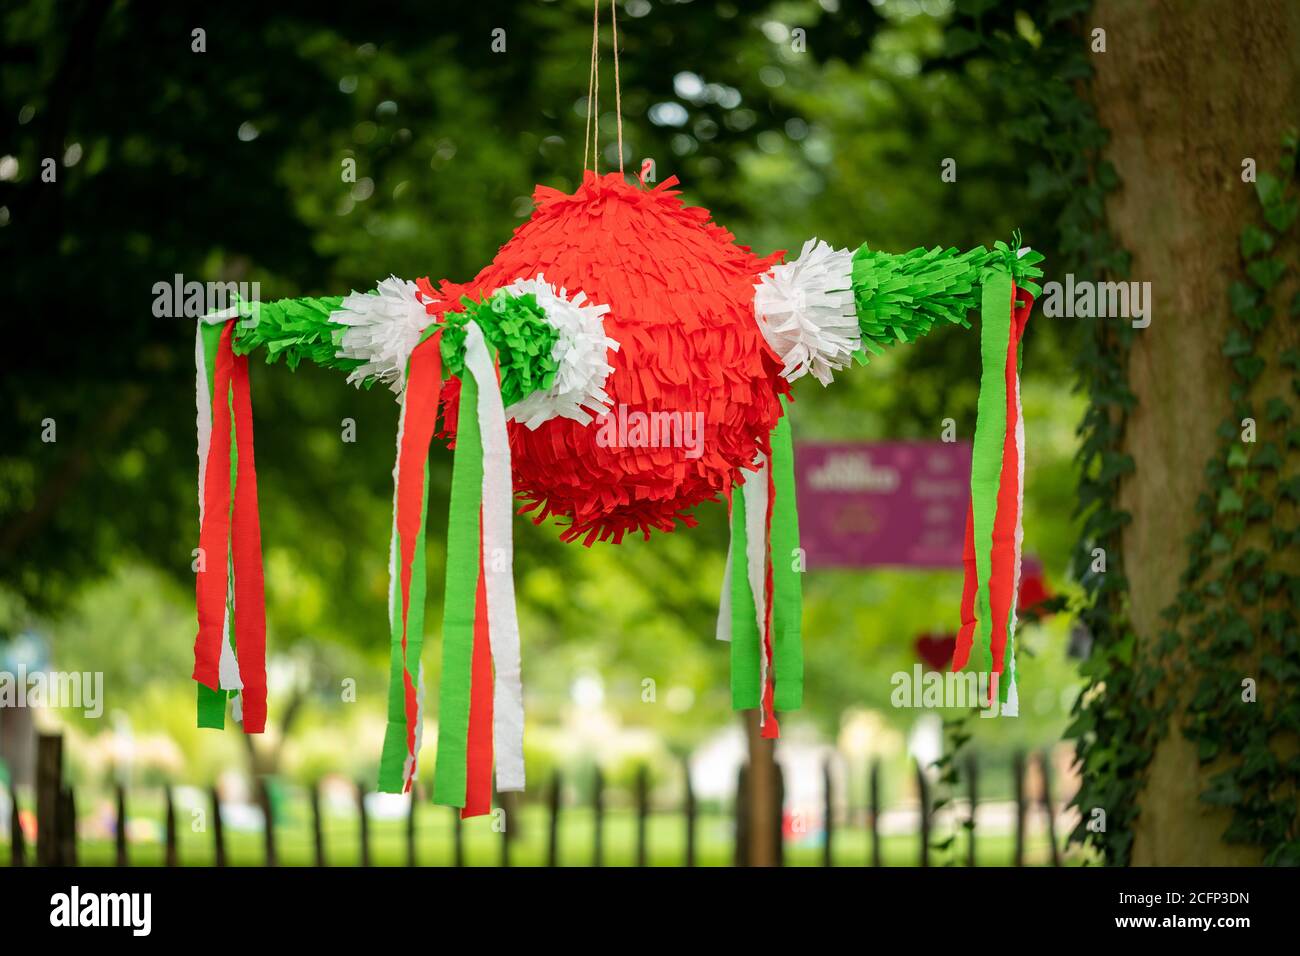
[333, 276, 434, 394]
[753, 238, 860, 386]
[742, 454, 770, 727]
[463, 321, 527, 792]
[501, 274, 620, 429]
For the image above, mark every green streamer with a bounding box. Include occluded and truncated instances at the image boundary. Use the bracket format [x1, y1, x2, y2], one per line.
[377, 460, 432, 793]
[769, 397, 803, 711]
[728, 490, 762, 710]
[970, 268, 1013, 680]
[431, 366, 483, 808]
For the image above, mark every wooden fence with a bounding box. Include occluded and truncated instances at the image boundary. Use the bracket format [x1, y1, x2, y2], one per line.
[3, 732, 1068, 867]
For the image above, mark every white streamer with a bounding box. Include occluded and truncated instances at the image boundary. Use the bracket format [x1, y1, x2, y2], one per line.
[741, 455, 770, 726]
[716, 532, 733, 643]
[463, 321, 526, 792]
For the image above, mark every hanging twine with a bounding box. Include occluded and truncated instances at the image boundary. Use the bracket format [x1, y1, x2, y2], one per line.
[583, 0, 625, 175]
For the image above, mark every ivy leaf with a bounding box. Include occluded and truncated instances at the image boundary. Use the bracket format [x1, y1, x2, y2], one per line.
[1246, 258, 1285, 290]
[1222, 328, 1253, 358]
[1266, 397, 1292, 423]
[1254, 443, 1283, 469]
[1240, 224, 1274, 259]
[1255, 172, 1284, 208]
[1264, 198, 1298, 232]
[1228, 281, 1258, 317]
[1199, 772, 1243, 807]
[1280, 476, 1300, 503]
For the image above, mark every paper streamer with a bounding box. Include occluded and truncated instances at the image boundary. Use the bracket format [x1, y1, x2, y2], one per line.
[719, 396, 804, 727]
[195, 321, 232, 729]
[378, 335, 443, 793]
[462, 320, 526, 795]
[769, 395, 803, 711]
[229, 351, 267, 732]
[462, 525, 495, 818]
[727, 486, 762, 709]
[743, 456, 779, 737]
[952, 275, 1033, 711]
[193, 319, 266, 732]
[723, 459, 782, 736]
[432, 325, 485, 808]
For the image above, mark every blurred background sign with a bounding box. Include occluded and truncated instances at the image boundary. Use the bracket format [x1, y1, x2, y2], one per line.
[796, 441, 971, 569]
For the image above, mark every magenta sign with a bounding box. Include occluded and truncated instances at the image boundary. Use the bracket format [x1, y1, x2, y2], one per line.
[795, 442, 972, 569]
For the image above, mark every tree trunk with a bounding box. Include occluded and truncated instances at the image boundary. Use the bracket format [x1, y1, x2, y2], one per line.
[1090, 0, 1300, 864]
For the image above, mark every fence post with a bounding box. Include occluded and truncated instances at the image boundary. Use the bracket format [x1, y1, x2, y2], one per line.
[546, 771, 562, 868]
[451, 806, 464, 867]
[1012, 751, 1026, 867]
[915, 760, 931, 868]
[774, 761, 785, 868]
[355, 782, 370, 868]
[822, 756, 834, 868]
[10, 781, 26, 866]
[210, 785, 226, 867]
[163, 784, 178, 867]
[1039, 750, 1061, 866]
[499, 790, 512, 868]
[311, 780, 327, 867]
[115, 783, 129, 867]
[635, 765, 649, 868]
[592, 766, 604, 867]
[35, 733, 62, 867]
[209, 785, 227, 868]
[406, 784, 417, 868]
[683, 757, 696, 868]
[966, 754, 979, 867]
[733, 764, 748, 867]
[868, 759, 881, 867]
[59, 785, 77, 867]
[260, 778, 277, 867]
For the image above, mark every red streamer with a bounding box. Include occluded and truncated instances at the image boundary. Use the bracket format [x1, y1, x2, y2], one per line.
[462, 516, 495, 819]
[396, 336, 443, 784]
[952, 285, 1035, 688]
[986, 288, 1034, 682]
[193, 323, 236, 691]
[761, 461, 780, 739]
[229, 351, 267, 732]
